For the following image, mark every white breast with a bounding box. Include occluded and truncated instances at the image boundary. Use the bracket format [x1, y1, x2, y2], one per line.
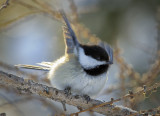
[48, 54, 108, 97]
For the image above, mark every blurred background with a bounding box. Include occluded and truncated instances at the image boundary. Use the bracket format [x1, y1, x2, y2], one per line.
[0, 0, 160, 116]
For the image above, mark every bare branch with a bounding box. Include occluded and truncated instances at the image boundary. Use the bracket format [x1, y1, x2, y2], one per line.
[0, 70, 137, 116]
[0, 0, 10, 11]
[72, 82, 160, 115]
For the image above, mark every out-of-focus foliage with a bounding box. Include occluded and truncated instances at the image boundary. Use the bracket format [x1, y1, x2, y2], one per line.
[0, 0, 160, 115]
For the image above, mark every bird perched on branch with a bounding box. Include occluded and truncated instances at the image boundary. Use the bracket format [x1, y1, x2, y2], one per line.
[16, 11, 113, 100]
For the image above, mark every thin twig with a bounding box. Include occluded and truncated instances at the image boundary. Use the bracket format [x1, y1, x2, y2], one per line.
[0, 0, 10, 11]
[69, 0, 79, 23]
[71, 82, 160, 116]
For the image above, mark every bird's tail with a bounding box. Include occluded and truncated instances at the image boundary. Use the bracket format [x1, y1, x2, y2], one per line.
[15, 62, 53, 71]
[60, 10, 80, 54]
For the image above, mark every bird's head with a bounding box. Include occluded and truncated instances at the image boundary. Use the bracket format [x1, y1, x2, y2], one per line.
[78, 43, 113, 76]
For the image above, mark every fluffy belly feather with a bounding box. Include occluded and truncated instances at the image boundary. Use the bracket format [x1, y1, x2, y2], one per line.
[48, 55, 108, 97]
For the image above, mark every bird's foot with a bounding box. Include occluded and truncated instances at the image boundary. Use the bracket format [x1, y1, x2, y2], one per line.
[83, 94, 91, 103]
[64, 86, 71, 96]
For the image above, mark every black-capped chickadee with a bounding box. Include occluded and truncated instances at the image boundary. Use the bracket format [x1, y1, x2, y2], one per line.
[16, 12, 113, 99]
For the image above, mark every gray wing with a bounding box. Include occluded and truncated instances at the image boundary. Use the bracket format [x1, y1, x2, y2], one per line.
[99, 42, 113, 64]
[61, 11, 80, 54]
[15, 62, 53, 71]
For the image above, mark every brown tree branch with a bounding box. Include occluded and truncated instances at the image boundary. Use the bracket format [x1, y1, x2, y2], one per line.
[0, 70, 137, 116]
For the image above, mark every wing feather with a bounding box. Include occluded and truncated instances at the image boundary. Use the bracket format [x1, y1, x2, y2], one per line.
[61, 11, 79, 54]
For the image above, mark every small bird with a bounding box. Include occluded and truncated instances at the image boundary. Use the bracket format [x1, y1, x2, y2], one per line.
[16, 12, 113, 99]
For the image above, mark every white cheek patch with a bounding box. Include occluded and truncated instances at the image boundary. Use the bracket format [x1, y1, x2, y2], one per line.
[79, 48, 106, 69]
